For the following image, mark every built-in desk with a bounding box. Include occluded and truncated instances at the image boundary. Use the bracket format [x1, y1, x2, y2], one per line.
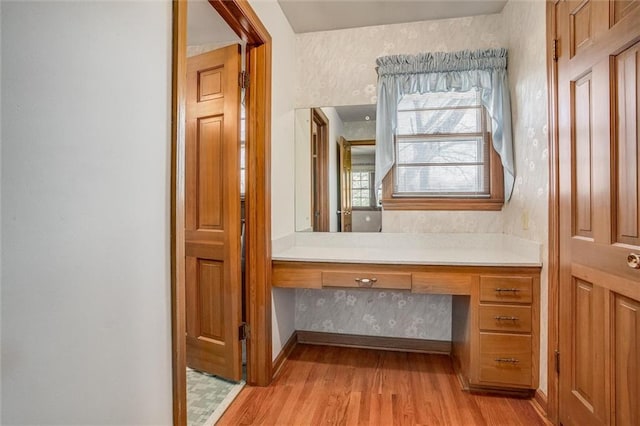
[272, 233, 542, 395]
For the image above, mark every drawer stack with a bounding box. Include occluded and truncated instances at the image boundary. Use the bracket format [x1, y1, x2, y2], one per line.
[476, 275, 535, 389]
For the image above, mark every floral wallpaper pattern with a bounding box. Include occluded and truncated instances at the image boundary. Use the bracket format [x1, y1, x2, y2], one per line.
[501, 0, 549, 393]
[295, 289, 451, 340]
[291, 1, 550, 393]
[292, 13, 507, 345]
[296, 14, 504, 108]
[383, 210, 504, 233]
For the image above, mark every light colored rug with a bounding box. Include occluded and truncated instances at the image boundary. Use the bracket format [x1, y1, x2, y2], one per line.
[187, 368, 244, 426]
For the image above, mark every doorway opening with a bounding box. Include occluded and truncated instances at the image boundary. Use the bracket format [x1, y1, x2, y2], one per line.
[171, 1, 273, 424]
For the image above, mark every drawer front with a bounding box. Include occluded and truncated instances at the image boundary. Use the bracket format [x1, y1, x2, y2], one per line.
[322, 271, 411, 290]
[478, 305, 532, 333]
[479, 276, 533, 303]
[412, 272, 472, 295]
[272, 264, 322, 288]
[479, 333, 532, 387]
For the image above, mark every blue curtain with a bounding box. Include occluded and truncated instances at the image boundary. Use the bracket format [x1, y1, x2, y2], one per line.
[375, 48, 515, 200]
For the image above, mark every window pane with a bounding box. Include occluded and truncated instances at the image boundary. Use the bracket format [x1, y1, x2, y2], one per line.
[398, 90, 481, 110]
[395, 164, 487, 194]
[352, 171, 373, 207]
[397, 138, 485, 164]
[397, 107, 482, 134]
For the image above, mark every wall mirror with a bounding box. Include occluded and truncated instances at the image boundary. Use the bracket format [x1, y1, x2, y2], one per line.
[294, 104, 381, 232]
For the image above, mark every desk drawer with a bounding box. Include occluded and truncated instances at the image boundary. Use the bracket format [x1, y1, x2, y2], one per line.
[478, 305, 532, 333]
[322, 271, 411, 289]
[412, 272, 471, 295]
[480, 276, 532, 303]
[479, 333, 532, 387]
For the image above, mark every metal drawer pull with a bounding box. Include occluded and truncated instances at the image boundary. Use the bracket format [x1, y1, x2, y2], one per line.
[494, 358, 520, 364]
[355, 277, 377, 287]
[495, 288, 520, 294]
[494, 316, 519, 322]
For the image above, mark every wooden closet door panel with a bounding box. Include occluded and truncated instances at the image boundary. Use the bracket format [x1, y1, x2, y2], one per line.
[612, 294, 640, 425]
[185, 45, 242, 381]
[615, 43, 640, 247]
[556, 1, 640, 424]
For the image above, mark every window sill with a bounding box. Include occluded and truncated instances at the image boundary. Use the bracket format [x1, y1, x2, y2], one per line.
[381, 197, 504, 211]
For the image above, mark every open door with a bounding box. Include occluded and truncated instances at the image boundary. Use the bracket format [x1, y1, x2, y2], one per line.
[339, 137, 352, 232]
[554, 3, 640, 425]
[185, 44, 243, 381]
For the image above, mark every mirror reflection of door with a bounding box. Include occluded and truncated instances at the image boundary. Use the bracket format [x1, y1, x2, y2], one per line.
[340, 138, 379, 232]
[311, 108, 329, 232]
[338, 137, 352, 232]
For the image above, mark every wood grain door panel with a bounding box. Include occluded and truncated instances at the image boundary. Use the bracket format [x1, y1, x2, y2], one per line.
[339, 137, 352, 232]
[615, 43, 640, 247]
[612, 294, 640, 425]
[556, 2, 640, 424]
[185, 45, 242, 381]
[572, 73, 594, 240]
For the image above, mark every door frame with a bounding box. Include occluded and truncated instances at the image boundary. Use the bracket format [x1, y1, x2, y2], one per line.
[311, 108, 329, 231]
[171, 1, 272, 424]
[545, 1, 560, 423]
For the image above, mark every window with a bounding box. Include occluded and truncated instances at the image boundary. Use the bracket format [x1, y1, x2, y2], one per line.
[382, 90, 504, 210]
[351, 169, 381, 209]
[352, 170, 371, 207]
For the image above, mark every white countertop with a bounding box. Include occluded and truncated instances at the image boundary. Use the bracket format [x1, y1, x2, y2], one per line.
[272, 232, 542, 267]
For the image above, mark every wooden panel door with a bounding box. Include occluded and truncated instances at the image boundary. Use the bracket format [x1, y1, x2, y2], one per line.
[556, 2, 640, 425]
[185, 45, 242, 381]
[339, 137, 352, 232]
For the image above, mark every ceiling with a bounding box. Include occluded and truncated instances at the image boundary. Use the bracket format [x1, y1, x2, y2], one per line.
[187, 0, 240, 47]
[277, 0, 508, 33]
[335, 104, 377, 122]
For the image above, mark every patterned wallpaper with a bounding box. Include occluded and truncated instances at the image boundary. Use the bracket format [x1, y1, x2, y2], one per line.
[383, 210, 504, 233]
[294, 14, 506, 343]
[296, 14, 505, 108]
[296, 289, 451, 340]
[291, 2, 549, 393]
[502, 0, 549, 393]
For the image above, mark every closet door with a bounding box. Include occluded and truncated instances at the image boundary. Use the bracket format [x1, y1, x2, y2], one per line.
[185, 44, 243, 381]
[555, 1, 640, 424]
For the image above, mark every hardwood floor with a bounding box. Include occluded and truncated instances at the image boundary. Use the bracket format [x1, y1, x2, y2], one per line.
[218, 344, 549, 425]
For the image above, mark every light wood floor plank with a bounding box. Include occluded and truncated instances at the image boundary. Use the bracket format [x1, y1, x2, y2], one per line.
[217, 344, 549, 425]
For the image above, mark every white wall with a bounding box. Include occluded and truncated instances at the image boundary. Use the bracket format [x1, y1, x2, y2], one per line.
[343, 120, 376, 141]
[248, 0, 298, 361]
[352, 211, 381, 232]
[1, 1, 172, 424]
[502, 0, 549, 394]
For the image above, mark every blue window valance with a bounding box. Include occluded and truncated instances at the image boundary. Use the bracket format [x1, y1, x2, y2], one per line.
[375, 48, 515, 200]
